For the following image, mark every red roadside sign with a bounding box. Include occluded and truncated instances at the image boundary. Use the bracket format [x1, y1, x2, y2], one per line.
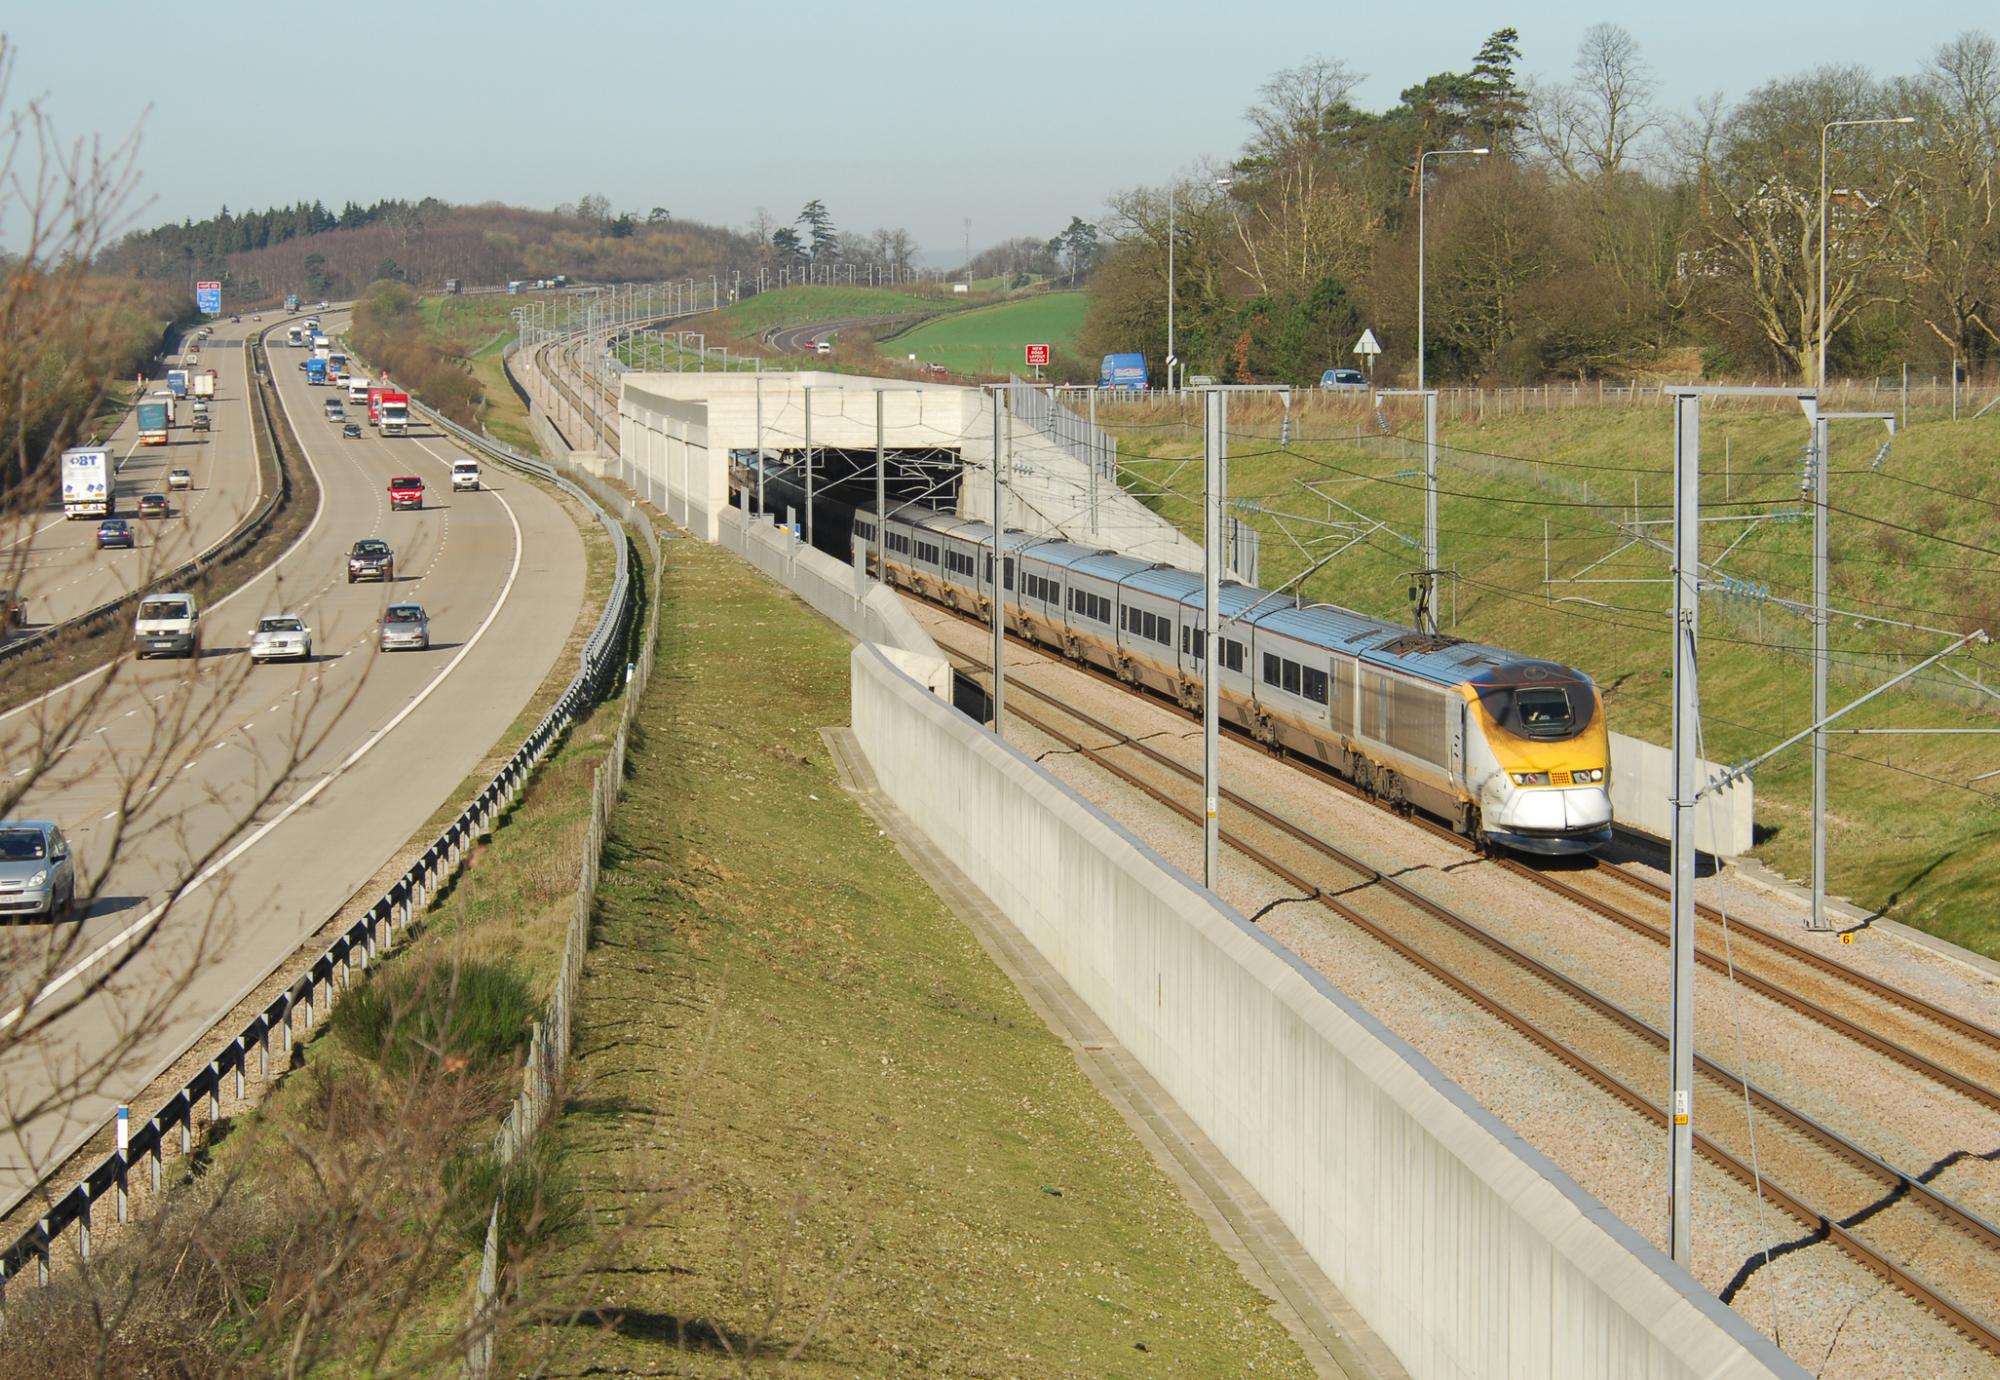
[1025, 343, 1050, 367]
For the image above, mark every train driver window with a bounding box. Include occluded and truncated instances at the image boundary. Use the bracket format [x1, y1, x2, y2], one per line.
[1517, 687, 1574, 732]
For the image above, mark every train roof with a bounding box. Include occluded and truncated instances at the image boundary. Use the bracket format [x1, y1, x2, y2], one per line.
[866, 502, 1586, 689]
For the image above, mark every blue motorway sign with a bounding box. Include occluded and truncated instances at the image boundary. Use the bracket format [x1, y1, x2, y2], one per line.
[196, 280, 222, 315]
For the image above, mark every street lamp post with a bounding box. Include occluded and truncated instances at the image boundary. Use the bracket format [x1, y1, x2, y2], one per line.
[1818, 115, 1916, 391]
[1416, 147, 1488, 391]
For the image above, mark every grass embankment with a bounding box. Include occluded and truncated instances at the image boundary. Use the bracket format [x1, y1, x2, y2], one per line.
[518, 535, 1313, 1376]
[348, 282, 541, 452]
[1108, 395, 2000, 955]
[878, 290, 1089, 378]
[0, 517, 623, 1375]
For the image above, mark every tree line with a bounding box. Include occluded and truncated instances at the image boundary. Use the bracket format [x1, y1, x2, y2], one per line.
[1080, 27, 2000, 386]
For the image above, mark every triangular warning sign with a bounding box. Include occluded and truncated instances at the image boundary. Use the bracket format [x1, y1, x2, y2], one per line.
[1353, 328, 1382, 356]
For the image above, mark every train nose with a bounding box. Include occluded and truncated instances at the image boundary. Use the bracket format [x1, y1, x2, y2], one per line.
[1562, 786, 1612, 832]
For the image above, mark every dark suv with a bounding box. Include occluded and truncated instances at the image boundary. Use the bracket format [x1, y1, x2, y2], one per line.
[347, 538, 395, 584]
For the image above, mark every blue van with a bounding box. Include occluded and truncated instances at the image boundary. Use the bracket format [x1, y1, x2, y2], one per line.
[1099, 353, 1149, 390]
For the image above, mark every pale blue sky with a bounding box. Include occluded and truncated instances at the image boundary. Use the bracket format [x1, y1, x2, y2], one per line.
[2, 1, 1971, 259]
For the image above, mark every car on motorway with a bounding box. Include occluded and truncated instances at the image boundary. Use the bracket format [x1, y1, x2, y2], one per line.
[230, 314, 241, 323]
[133, 592, 199, 658]
[1318, 367, 1370, 393]
[95, 517, 134, 549]
[342, 422, 363, 439]
[168, 467, 193, 490]
[388, 476, 424, 511]
[0, 821, 77, 919]
[247, 613, 312, 663]
[325, 402, 345, 422]
[136, 493, 170, 519]
[815, 340, 833, 356]
[320, 300, 329, 309]
[378, 602, 430, 652]
[347, 538, 395, 583]
[1, 588, 24, 628]
[192, 413, 211, 432]
[252, 313, 262, 321]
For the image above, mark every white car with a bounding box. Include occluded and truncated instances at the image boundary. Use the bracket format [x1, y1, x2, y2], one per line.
[247, 613, 312, 663]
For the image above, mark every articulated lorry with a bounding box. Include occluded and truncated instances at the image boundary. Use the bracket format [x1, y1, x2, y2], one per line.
[166, 368, 189, 399]
[138, 400, 171, 444]
[305, 357, 327, 386]
[285, 293, 300, 312]
[378, 391, 410, 436]
[61, 447, 114, 517]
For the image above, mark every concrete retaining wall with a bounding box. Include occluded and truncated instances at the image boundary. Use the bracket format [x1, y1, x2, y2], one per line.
[850, 642, 1800, 1380]
[1611, 731, 1754, 856]
[715, 505, 942, 663]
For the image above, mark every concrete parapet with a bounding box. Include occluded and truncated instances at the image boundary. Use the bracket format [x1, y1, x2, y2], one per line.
[715, 506, 943, 664]
[849, 643, 1801, 1380]
[1610, 731, 1753, 855]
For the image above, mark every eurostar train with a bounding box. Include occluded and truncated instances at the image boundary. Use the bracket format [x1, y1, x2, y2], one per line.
[853, 503, 1613, 855]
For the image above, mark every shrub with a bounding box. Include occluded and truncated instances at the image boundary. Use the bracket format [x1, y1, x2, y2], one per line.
[335, 956, 535, 1077]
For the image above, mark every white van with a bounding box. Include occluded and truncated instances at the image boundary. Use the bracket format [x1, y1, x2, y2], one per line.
[133, 593, 199, 659]
[450, 459, 481, 492]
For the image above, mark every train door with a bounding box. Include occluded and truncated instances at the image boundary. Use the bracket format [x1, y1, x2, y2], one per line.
[1448, 697, 1467, 787]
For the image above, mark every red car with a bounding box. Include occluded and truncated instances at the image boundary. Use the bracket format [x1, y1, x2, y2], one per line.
[388, 476, 424, 511]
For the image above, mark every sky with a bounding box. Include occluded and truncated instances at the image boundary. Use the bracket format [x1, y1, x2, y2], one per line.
[1, 1, 1976, 261]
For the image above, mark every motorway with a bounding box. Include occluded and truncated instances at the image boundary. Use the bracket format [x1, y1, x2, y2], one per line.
[0, 316, 587, 1212]
[0, 315, 269, 638]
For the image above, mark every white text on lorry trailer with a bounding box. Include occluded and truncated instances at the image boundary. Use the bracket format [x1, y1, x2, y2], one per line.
[61, 447, 113, 518]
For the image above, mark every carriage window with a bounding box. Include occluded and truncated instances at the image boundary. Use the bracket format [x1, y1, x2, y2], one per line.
[1222, 639, 1245, 673]
[1282, 660, 1301, 695]
[1004, 558, 1014, 591]
[1190, 629, 1206, 662]
[1263, 652, 1280, 686]
[1302, 667, 1328, 705]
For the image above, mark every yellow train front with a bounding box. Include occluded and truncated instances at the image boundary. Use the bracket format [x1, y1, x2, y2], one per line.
[859, 504, 1613, 857]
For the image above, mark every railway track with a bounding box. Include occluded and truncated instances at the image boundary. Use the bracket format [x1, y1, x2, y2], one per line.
[905, 591, 2000, 1121]
[938, 634, 2000, 1357]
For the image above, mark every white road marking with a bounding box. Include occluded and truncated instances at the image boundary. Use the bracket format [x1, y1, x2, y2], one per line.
[2, 468, 526, 1030]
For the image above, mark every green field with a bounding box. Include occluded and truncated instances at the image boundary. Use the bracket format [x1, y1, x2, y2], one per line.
[709, 285, 949, 337]
[877, 291, 1089, 378]
[1111, 396, 2000, 957]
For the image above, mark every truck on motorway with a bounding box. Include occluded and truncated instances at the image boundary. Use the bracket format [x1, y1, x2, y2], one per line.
[305, 357, 327, 386]
[1099, 353, 1149, 391]
[326, 352, 349, 382]
[61, 447, 114, 517]
[378, 391, 410, 436]
[347, 377, 371, 405]
[166, 368, 189, 399]
[311, 336, 330, 355]
[192, 370, 216, 401]
[367, 384, 388, 422]
[287, 326, 304, 347]
[285, 293, 300, 312]
[138, 400, 170, 445]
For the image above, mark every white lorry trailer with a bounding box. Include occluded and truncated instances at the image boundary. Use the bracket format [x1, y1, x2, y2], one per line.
[61, 447, 114, 518]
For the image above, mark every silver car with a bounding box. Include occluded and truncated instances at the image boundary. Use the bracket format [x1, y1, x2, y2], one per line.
[1319, 367, 1370, 393]
[379, 603, 430, 652]
[0, 821, 76, 919]
[248, 613, 312, 663]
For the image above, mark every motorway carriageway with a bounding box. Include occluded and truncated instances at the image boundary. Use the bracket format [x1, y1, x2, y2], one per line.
[0, 317, 264, 637]
[0, 316, 587, 1214]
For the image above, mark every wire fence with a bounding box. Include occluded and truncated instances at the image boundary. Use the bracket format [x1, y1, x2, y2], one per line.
[441, 391, 663, 1380]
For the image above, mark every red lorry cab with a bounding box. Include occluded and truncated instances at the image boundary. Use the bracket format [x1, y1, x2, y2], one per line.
[388, 476, 424, 511]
